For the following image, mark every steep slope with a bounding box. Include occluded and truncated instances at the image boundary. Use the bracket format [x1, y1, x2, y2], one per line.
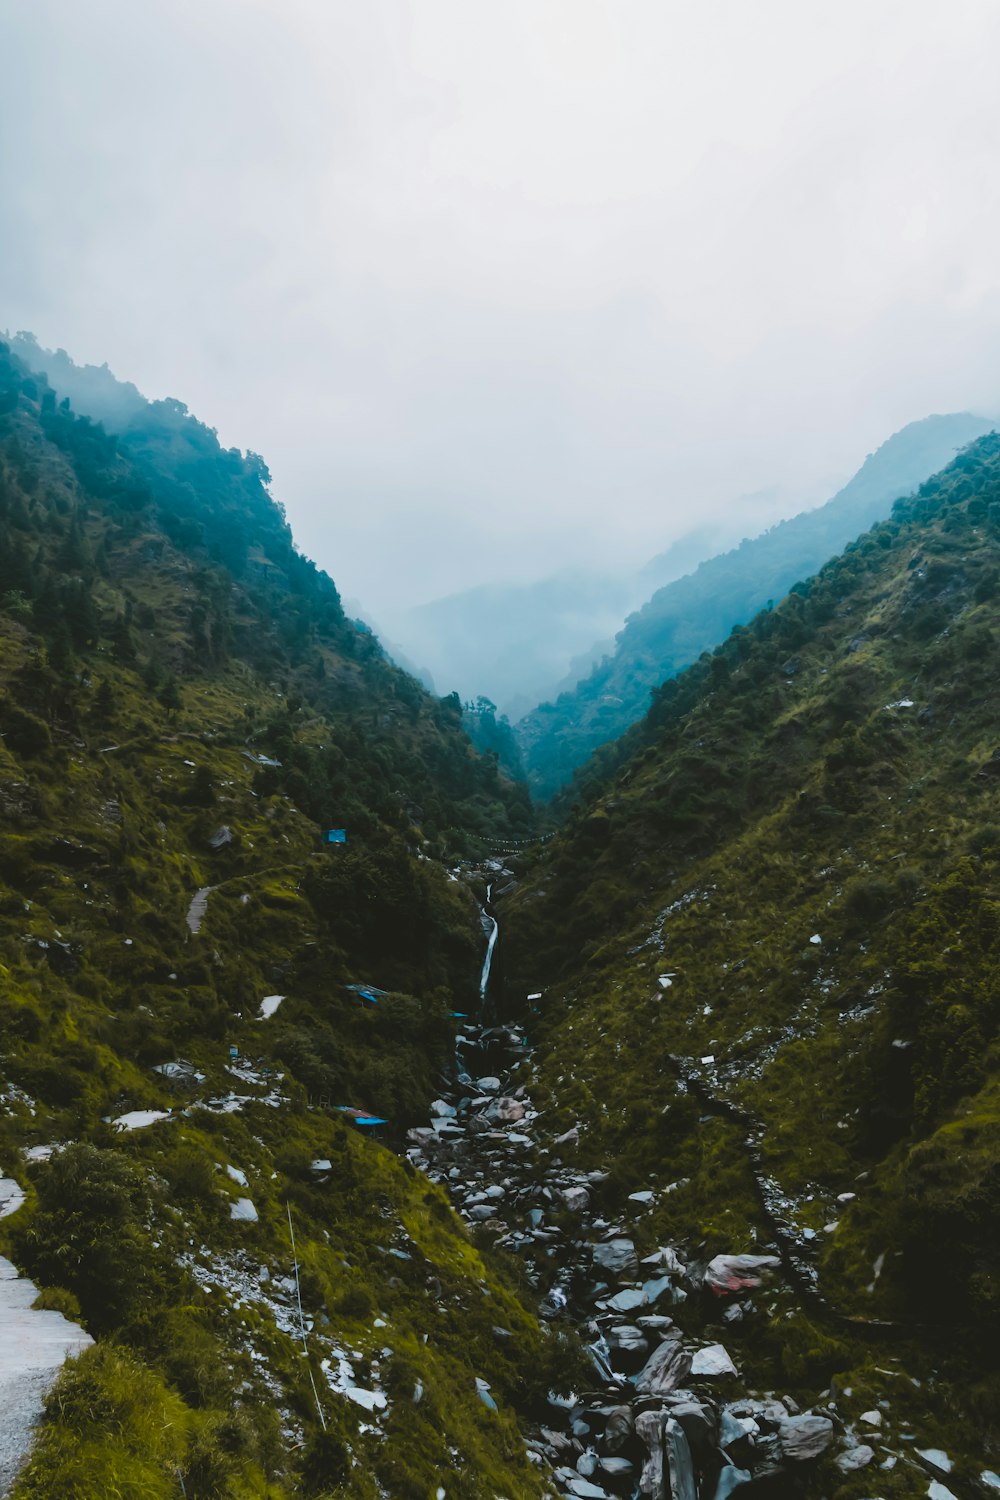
[0, 338, 558, 1498]
[504, 430, 1000, 1471]
[517, 412, 996, 797]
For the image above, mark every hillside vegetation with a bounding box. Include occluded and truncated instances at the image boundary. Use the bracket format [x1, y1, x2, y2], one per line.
[0, 337, 556, 1498]
[516, 412, 994, 797]
[505, 429, 1000, 1452]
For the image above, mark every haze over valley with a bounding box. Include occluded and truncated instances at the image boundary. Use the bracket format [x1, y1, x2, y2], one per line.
[6, 5, 1000, 1500]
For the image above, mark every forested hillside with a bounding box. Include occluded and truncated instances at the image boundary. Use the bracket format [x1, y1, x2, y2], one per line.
[504, 429, 1000, 1472]
[517, 412, 994, 797]
[0, 337, 556, 1499]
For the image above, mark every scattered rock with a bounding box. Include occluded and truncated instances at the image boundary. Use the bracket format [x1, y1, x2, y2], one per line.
[690, 1343, 738, 1378]
[777, 1414, 834, 1461]
[592, 1238, 638, 1279]
[703, 1254, 781, 1297]
[836, 1443, 876, 1473]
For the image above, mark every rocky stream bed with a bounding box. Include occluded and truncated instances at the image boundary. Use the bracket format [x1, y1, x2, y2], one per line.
[402, 869, 992, 1500]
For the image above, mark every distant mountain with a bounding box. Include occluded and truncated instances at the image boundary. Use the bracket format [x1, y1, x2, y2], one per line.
[516, 411, 996, 797]
[390, 521, 742, 719]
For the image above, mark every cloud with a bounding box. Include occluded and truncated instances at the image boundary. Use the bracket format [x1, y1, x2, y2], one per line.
[3, 0, 1000, 620]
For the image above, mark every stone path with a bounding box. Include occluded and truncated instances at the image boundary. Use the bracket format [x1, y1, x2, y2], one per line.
[0, 1255, 93, 1495]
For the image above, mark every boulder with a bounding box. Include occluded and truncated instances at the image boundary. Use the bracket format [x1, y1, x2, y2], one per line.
[606, 1287, 645, 1314]
[670, 1401, 717, 1457]
[562, 1185, 591, 1213]
[665, 1417, 697, 1500]
[712, 1464, 753, 1500]
[636, 1409, 668, 1500]
[593, 1238, 638, 1279]
[835, 1444, 875, 1473]
[777, 1414, 834, 1461]
[634, 1337, 692, 1397]
[690, 1344, 738, 1378]
[601, 1405, 634, 1455]
[703, 1254, 781, 1297]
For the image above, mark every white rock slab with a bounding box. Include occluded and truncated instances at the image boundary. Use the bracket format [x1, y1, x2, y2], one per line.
[0, 1256, 93, 1493]
[230, 1198, 258, 1222]
[0, 1178, 26, 1220]
[112, 1110, 171, 1132]
[259, 994, 284, 1018]
[690, 1343, 738, 1377]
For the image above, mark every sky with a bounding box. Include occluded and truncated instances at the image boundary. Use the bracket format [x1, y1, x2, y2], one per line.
[4, 0, 1000, 628]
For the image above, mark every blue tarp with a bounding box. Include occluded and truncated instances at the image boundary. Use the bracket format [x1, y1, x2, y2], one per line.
[336, 1105, 387, 1127]
[346, 983, 389, 1003]
[324, 828, 347, 844]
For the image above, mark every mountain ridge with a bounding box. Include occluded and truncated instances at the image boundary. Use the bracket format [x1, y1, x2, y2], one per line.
[516, 410, 997, 798]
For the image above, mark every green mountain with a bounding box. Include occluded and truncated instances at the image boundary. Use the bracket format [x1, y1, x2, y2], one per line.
[0, 337, 560, 1498]
[516, 412, 996, 798]
[504, 429, 1000, 1467]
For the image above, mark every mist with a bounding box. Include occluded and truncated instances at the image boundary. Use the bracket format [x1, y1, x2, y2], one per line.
[4, 0, 1000, 641]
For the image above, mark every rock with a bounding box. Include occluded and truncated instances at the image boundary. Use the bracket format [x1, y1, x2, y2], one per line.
[565, 1479, 610, 1499]
[601, 1405, 634, 1454]
[712, 1464, 753, 1500]
[836, 1443, 875, 1473]
[489, 1097, 526, 1124]
[562, 1186, 591, 1213]
[670, 1401, 717, 1457]
[475, 1376, 497, 1412]
[860, 1409, 881, 1427]
[636, 1409, 668, 1500]
[703, 1254, 781, 1297]
[592, 1238, 638, 1279]
[606, 1324, 648, 1353]
[777, 1414, 834, 1461]
[665, 1417, 697, 1500]
[606, 1287, 645, 1314]
[430, 1099, 456, 1118]
[928, 1485, 959, 1500]
[981, 1473, 1000, 1492]
[634, 1337, 692, 1397]
[542, 1285, 568, 1315]
[642, 1275, 672, 1305]
[600, 1456, 634, 1476]
[477, 1076, 501, 1094]
[629, 1190, 655, 1204]
[690, 1344, 738, 1378]
[230, 1198, 258, 1222]
[643, 1246, 686, 1276]
[917, 1449, 953, 1475]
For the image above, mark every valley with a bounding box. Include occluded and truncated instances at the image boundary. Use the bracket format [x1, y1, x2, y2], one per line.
[1, 330, 1000, 1500]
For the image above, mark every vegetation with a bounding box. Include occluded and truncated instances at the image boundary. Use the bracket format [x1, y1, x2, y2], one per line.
[516, 411, 995, 797]
[0, 337, 551, 1496]
[505, 429, 1000, 1447]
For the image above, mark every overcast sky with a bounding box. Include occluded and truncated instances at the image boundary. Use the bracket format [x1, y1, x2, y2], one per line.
[4, 0, 1000, 622]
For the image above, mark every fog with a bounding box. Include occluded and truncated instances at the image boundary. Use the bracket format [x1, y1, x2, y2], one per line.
[4, 0, 1000, 637]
